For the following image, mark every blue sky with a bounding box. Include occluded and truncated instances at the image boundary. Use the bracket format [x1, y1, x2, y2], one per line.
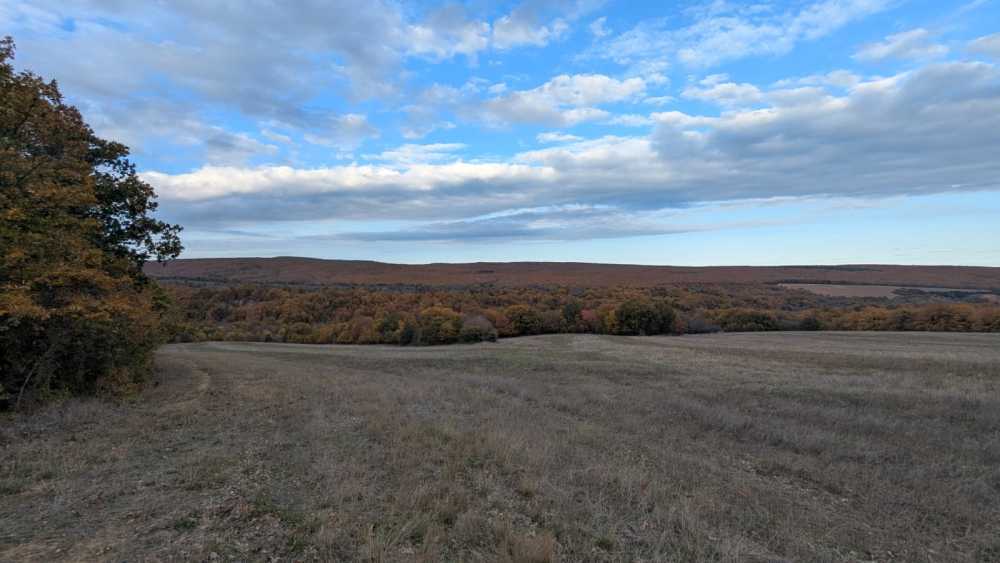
[5, 0, 1000, 265]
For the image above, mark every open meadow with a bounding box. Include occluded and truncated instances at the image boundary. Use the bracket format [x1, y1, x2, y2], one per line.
[3, 332, 1000, 562]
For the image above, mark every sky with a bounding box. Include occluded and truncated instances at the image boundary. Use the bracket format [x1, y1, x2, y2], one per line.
[4, 0, 1000, 265]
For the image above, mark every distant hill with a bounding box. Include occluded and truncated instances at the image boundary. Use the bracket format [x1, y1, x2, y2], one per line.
[144, 257, 1000, 289]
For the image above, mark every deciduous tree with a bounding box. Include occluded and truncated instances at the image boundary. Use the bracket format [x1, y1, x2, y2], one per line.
[0, 38, 182, 408]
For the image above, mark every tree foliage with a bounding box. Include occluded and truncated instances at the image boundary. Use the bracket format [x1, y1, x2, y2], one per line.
[0, 38, 182, 408]
[613, 298, 676, 335]
[159, 281, 1000, 346]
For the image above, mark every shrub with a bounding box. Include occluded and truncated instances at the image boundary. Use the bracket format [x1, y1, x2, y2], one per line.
[375, 311, 404, 344]
[715, 309, 779, 332]
[419, 307, 462, 345]
[562, 301, 583, 328]
[613, 298, 676, 335]
[505, 305, 543, 336]
[398, 313, 420, 345]
[459, 315, 498, 343]
[799, 315, 822, 331]
[540, 310, 564, 334]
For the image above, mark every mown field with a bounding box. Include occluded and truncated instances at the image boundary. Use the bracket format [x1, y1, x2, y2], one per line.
[2, 333, 999, 562]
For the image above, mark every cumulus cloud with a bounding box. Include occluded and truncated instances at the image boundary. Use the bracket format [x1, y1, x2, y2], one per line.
[854, 28, 949, 61]
[327, 205, 695, 242]
[299, 114, 379, 150]
[144, 61, 1000, 237]
[650, 62, 1000, 201]
[202, 130, 279, 165]
[5, 0, 400, 164]
[493, 0, 606, 49]
[493, 15, 568, 49]
[12, 1, 1000, 246]
[969, 33, 1000, 59]
[773, 70, 862, 89]
[79, 98, 280, 165]
[643, 95, 675, 106]
[366, 143, 466, 165]
[605, 114, 653, 127]
[481, 74, 646, 126]
[407, 5, 491, 62]
[682, 77, 764, 108]
[593, 0, 892, 72]
[589, 16, 610, 38]
[537, 132, 585, 143]
[400, 117, 456, 140]
[6, 0, 606, 158]
[13, 1, 411, 104]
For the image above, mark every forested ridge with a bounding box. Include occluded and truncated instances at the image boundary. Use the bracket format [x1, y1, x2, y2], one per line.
[146, 257, 1000, 289]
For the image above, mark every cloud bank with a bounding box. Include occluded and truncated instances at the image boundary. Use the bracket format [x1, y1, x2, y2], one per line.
[145, 62, 1000, 242]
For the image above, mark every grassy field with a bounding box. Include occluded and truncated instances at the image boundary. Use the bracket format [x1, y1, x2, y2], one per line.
[2, 333, 999, 562]
[778, 283, 993, 299]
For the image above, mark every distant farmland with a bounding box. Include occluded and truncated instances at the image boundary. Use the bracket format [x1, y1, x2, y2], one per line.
[779, 283, 996, 299]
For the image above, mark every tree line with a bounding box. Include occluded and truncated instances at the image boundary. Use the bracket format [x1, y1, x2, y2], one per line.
[161, 283, 1000, 345]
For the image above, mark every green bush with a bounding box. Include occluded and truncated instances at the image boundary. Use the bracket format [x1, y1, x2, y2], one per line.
[715, 309, 779, 332]
[613, 299, 676, 335]
[505, 305, 543, 336]
[459, 315, 498, 343]
[419, 307, 462, 345]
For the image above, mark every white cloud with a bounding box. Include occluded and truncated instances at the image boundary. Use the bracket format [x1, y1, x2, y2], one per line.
[400, 119, 456, 140]
[605, 114, 653, 127]
[261, 129, 293, 145]
[407, 6, 491, 62]
[202, 130, 279, 165]
[493, 15, 568, 49]
[854, 29, 949, 61]
[594, 0, 892, 73]
[491, 0, 605, 50]
[643, 95, 675, 106]
[682, 79, 764, 108]
[300, 114, 379, 149]
[773, 70, 862, 89]
[330, 205, 699, 242]
[81, 98, 280, 165]
[146, 62, 1000, 235]
[537, 132, 585, 143]
[969, 33, 1000, 59]
[533, 73, 646, 105]
[481, 73, 645, 126]
[589, 16, 610, 38]
[366, 143, 466, 165]
[7, 0, 608, 157]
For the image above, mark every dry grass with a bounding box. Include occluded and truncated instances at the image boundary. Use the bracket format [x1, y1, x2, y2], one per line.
[2, 332, 999, 561]
[779, 283, 991, 298]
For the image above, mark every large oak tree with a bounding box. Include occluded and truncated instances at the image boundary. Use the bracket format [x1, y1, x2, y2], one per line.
[0, 37, 182, 408]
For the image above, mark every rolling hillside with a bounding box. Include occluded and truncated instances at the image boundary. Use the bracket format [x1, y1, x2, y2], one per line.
[144, 257, 1000, 289]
